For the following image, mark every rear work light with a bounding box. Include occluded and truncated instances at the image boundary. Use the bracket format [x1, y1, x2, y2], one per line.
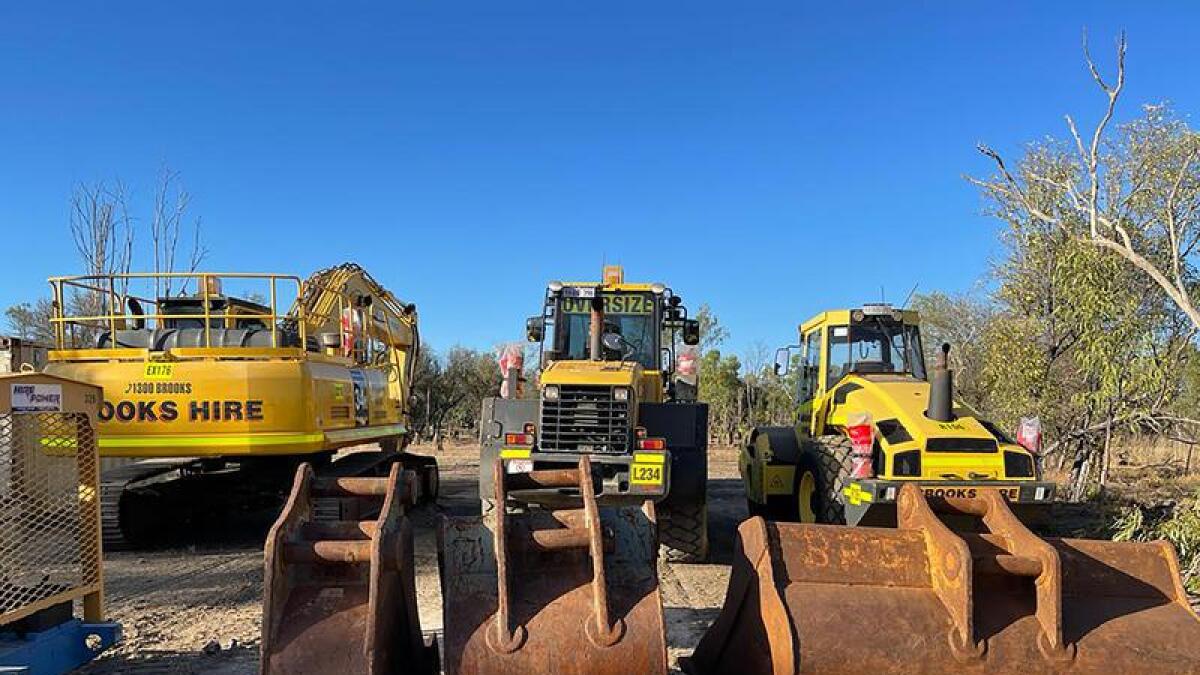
[846, 412, 875, 479]
[637, 438, 665, 450]
[505, 432, 534, 446]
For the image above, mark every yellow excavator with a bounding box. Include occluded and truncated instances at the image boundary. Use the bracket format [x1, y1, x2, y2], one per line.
[42, 263, 438, 547]
[685, 303, 1200, 674]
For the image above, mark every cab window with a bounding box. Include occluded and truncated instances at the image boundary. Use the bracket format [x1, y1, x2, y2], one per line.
[827, 325, 851, 388]
[800, 329, 822, 401]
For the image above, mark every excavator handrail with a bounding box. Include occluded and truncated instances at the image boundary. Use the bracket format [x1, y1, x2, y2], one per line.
[47, 272, 304, 350]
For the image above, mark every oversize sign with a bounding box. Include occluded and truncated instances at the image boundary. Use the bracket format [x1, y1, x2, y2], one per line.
[561, 294, 653, 315]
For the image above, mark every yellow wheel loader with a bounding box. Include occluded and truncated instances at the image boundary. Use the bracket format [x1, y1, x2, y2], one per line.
[684, 303, 1200, 674]
[436, 266, 693, 674]
[42, 263, 438, 547]
[476, 265, 708, 562]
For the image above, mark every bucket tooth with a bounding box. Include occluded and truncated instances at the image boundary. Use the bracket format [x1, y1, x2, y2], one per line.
[440, 456, 668, 675]
[686, 484, 1200, 674]
[261, 463, 437, 674]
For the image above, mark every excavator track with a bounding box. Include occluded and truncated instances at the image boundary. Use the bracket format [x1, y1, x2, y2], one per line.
[100, 459, 198, 550]
[100, 451, 437, 550]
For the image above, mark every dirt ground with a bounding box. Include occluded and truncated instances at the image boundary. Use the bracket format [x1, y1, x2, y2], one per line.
[80, 443, 746, 674]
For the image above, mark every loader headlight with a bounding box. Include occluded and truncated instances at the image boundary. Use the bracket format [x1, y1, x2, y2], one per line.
[543, 385, 560, 401]
[548, 281, 564, 293]
[650, 283, 666, 295]
[613, 387, 629, 401]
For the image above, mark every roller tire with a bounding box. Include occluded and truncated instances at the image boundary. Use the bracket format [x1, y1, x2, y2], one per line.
[809, 434, 854, 525]
[659, 499, 709, 563]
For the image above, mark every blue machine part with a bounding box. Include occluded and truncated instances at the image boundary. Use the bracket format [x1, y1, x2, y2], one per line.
[0, 619, 121, 675]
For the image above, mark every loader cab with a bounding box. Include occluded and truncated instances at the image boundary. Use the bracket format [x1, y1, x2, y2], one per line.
[550, 291, 659, 368]
[529, 268, 700, 382]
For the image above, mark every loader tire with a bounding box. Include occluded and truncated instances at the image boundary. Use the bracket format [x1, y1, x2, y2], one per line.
[421, 462, 440, 504]
[810, 434, 854, 525]
[659, 499, 709, 563]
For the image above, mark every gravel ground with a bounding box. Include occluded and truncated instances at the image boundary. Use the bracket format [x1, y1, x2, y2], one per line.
[80, 444, 746, 674]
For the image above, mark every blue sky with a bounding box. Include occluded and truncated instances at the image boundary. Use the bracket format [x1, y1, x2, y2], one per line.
[2, 3, 1198, 360]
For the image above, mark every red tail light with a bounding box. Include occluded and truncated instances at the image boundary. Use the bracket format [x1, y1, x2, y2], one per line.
[1016, 416, 1042, 455]
[505, 432, 534, 446]
[637, 438, 665, 450]
[846, 417, 875, 479]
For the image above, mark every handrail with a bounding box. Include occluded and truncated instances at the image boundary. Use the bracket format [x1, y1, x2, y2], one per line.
[48, 272, 305, 351]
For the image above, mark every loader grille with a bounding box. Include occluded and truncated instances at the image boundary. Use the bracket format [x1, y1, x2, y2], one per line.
[539, 385, 631, 454]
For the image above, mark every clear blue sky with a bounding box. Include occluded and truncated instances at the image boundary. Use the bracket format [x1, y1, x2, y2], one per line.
[2, 3, 1197, 360]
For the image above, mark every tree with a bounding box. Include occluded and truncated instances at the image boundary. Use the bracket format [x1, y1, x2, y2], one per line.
[150, 165, 208, 296]
[969, 33, 1200, 495]
[975, 31, 1200, 335]
[694, 304, 728, 352]
[4, 301, 55, 343]
[909, 291, 994, 408]
[698, 349, 742, 445]
[408, 344, 502, 450]
[440, 346, 501, 433]
[69, 179, 133, 286]
[6, 167, 208, 344]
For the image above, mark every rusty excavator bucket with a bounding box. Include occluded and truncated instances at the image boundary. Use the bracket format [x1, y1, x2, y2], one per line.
[686, 484, 1200, 675]
[440, 456, 668, 675]
[261, 463, 437, 674]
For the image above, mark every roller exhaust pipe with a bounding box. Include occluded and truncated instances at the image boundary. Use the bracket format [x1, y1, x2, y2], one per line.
[926, 342, 954, 422]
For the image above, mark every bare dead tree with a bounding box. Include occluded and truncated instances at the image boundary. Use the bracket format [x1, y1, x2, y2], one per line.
[67, 180, 134, 340]
[150, 165, 209, 295]
[70, 179, 134, 282]
[973, 30, 1200, 332]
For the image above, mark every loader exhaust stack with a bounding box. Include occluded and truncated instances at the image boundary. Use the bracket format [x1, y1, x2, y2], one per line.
[440, 456, 668, 674]
[590, 290, 604, 361]
[261, 463, 436, 674]
[685, 483, 1200, 674]
[926, 341, 955, 422]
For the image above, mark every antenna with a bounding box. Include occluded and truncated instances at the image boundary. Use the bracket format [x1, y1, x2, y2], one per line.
[881, 285, 886, 304]
[901, 283, 919, 309]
